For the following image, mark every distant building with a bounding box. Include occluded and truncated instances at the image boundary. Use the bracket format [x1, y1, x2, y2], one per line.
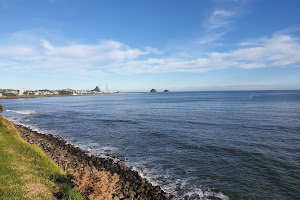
[19, 88, 25, 95]
[39, 90, 50, 95]
[6, 90, 18, 95]
[0, 93, 2, 97]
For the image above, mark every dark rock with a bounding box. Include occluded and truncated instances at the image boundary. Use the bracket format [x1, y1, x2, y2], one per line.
[92, 86, 101, 92]
[150, 89, 157, 93]
[113, 196, 120, 200]
[129, 190, 136, 198]
[14, 124, 172, 200]
[118, 193, 125, 199]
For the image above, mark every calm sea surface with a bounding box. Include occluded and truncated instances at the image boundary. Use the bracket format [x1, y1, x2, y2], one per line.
[1, 91, 300, 200]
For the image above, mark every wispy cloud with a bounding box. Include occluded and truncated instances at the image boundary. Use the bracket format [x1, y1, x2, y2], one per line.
[114, 30, 300, 73]
[0, 28, 300, 76]
[196, 32, 226, 45]
[207, 9, 235, 31]
[196, 0, 247, 46]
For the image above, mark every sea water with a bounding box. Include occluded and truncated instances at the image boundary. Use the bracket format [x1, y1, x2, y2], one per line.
[1, 91, 300, 200]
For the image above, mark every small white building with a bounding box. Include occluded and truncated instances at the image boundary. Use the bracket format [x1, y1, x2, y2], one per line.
[6, 90, 18, 95]
[19, 88, 26, 95]
[0, 93, 2, 97]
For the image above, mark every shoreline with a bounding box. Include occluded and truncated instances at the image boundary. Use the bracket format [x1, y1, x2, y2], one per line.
[14, 123, 175, 200]
[0, 95, 75, 99]
[0, 93, 124, 100]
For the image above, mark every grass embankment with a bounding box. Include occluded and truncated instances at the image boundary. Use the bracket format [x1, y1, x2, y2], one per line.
[0, 116, 84, 200]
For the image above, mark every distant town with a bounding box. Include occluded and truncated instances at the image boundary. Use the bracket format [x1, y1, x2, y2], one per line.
[0, 85, 121, 98]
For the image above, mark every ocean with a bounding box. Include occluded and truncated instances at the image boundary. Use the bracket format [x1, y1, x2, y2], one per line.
[1, 91, 300, 200]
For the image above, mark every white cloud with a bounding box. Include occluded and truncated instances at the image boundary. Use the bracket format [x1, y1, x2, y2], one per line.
[194, 8, 238, 47]
[196, 32, 226, 45]
[144, 47, 162, 54]
[41, 40, 54, 51]
[0, 29, 300, 76]
[0, 45, 37, 59]
[208, 9, 235, 31]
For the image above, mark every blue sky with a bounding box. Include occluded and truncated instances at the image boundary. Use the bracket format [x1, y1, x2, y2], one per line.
[1, 0, 300, 92]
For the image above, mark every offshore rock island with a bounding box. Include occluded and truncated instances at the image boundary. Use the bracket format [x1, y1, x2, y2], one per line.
[150, 89, 170, 93]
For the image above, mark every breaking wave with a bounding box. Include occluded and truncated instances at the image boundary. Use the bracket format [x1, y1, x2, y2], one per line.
[6, 109, 37, 115]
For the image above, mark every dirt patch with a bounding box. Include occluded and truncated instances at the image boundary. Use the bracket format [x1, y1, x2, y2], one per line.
[3, 148, 16, 155]
[23, 182, 53, 200]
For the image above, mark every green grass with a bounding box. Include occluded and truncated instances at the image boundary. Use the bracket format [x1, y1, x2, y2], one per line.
[0, 116, 84, 200]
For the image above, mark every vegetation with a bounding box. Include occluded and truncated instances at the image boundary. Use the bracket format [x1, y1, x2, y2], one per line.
[0, 116, 84, 200]
[59, 90, 73, 96]
[74, 167, 119, 200]
[2, 92, 17, 96]
[0, 104, 3, 113]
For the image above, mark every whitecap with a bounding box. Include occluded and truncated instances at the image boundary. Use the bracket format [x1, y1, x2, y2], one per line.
[6, 110, 37, 115]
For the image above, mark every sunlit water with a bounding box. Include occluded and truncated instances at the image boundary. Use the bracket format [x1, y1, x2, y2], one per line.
[2, 91, 300, 199]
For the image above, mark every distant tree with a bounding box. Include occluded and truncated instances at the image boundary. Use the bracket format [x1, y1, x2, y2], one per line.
[0, 104, 3, 113]
[3, 93, 17, 97]
[59, 90, 73, 96]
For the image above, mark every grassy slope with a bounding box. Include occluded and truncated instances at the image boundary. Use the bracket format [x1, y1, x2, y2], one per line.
[0, 116, 84, 200]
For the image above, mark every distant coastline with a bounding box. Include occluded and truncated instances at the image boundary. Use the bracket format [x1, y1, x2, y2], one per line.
[0, 92, 125, 100]
[0, 85, 122, 100]
[0, 94, 76, 99]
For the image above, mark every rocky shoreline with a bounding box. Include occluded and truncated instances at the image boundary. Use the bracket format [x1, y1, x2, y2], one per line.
[14, 124, 175, 200]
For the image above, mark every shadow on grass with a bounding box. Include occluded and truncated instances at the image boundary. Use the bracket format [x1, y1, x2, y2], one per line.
[51, 173, 84, 200]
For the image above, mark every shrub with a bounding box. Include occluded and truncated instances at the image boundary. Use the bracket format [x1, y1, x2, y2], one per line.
[0, 104, 3, 113]
[59, 90, 73, 96]
[3, 93, 17, 96]
[74, 167, 119, 200]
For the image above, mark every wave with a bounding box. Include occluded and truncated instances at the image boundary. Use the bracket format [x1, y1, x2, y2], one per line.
[8, 119, 230, 200]
[183, 188, 229, 200]
[10, 120, 50, 135]
[126, 160, 229, 200]
[6, 109, 37, 115]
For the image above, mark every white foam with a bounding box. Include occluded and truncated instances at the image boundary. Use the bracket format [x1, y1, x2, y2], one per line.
[6, 117, 230, 200]
[123, 159, 230, 200]
[11, 120, 50, 135]
[182, 188, 230, 200]
[6, 109, 37, 115]
[73, 142, 120, 160]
